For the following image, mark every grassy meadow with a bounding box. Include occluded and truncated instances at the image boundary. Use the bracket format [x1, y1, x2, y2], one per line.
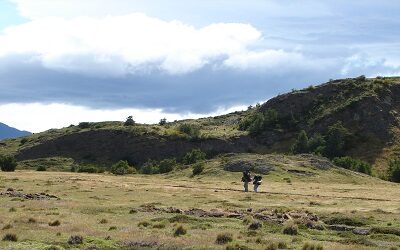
[0, 154, 399, 250]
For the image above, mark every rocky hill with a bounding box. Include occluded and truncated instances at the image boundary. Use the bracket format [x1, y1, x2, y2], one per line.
[1, 76, 400, 174]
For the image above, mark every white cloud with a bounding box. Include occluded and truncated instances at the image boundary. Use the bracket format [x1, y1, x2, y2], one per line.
[0, 13, 262, 75]
[0, 103, 247, 133]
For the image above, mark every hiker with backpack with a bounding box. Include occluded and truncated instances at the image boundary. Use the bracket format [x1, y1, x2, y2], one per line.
[253, 175, 262, 192]
[241, 170, 252, 192]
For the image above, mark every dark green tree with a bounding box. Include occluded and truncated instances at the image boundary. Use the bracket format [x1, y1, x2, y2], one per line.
[182, 149, 206, 165]
[158, 158, 176, 173]
[111, 160, 130, 175]
[124, 116, 135, 126]
[324, 122, 351, 158]
[0, 155, 17, 172]
[159, 118, 167, 126]
[388, 159, 400, 183]
[291, 130, 309, 154]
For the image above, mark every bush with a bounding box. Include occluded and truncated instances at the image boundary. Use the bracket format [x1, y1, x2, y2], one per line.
[159, 118, 167, 125]
[333, 156, 372, 175]
[49, 220, 61, 227]
[67, 235, 83, 245]
[140, 160, 159, 174]
[36, 166, 47, 171]
[124, 116, 135, 126]
[182, 149, 206, 165]
[0, 155, 17, 172]
[111, 160, 130, 175]
[177, 123, 200, 139]
[174, 225, 187, 237]
[192, 163, 204, 176]
[302, 242, 324, 250]
[248, 221, 262, 230]
[77, 165, 99, 173]
[158, 158, 176, 173]
[283, 223, 298, 235]
[2, 233, 17, 242]
[292, 130, 309, 154]
[78, 122, 91, 129]
[388, 159, 400, 183]
[20, 138, 28, 145]
[216, 233, 233, 244]
[265, 243, 277, 250]
[324, 122, 351, 158]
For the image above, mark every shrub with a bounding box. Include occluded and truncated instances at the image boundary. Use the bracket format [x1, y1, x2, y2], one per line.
[124, 116, 135, 126]
[324, 122, 351, 158]
[182, 149, 206, 165]
[265, 243, 278, 250]
[99, 219, 108, 224]
[2, 224, 12, 230]
[140, 160, 159, 174]
[277, 241, 287, 249]
[177, 123, 200, 139]
[302, 242, 324, 250]
[0, 155, 17, 172]
[283, 223, 298, 235]
[333, 156, 372, 175]
[77, 165, 99, 173]
[67, 235, 83, 245]
[216, 233, 233, 244]
[248, 221, 262, 230]
[192, 163, 204, 176]
[388, 159, 400, 183]
[49, 220, 61, 227]
[159, 118, 167, 125]
[36, 166, 47, 171]
[138, 221, 150, 227]
[111, 160, 130, 175]
[20, 138, 28, 145]
[158, 158, 176, 173]
[292, 130, 309, 154]
[28, 218, 37, 223]
[78, 122, 91, 129]
[2, 233, 17, 242]
[174, 225, 187, 237]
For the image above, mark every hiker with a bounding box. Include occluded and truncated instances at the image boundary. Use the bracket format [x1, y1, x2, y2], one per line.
[253, 175, 262, 193]
[241, 170, 252, 192]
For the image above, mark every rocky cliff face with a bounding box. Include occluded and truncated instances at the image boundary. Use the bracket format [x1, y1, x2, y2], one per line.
[16, 129, 261, 165]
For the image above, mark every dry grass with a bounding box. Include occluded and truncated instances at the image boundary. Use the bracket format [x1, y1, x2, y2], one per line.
[0, 166, 399, 249]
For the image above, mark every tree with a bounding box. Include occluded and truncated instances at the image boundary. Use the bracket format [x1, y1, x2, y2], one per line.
[291, 130, 309, 154]
[111, 160, 130, 175]
[388, 159, 400, 183]
[324, 122, 351, 158]
[308, 133, 326, 155]
[0, 155, 17, 172]
[124, 116, 135, 126]
[182, 149, 206, 165]
[159, 118, 167, 126]
[158, 158, 176, 173]
[263, 109, 279, 128]
[178, 123, 200, 139]
[248, 113, 265, 135]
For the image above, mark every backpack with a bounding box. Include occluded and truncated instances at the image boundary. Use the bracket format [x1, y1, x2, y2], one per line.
[253, 175, 262, 185]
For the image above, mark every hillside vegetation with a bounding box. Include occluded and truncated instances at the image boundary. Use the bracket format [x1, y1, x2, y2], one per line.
[1, 77, 400, 177]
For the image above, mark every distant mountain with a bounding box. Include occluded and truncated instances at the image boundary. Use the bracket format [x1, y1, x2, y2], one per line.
[0, 122, 31, 140]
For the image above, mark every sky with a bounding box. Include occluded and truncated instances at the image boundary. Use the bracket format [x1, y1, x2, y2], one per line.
[0, 0, 400, 132]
